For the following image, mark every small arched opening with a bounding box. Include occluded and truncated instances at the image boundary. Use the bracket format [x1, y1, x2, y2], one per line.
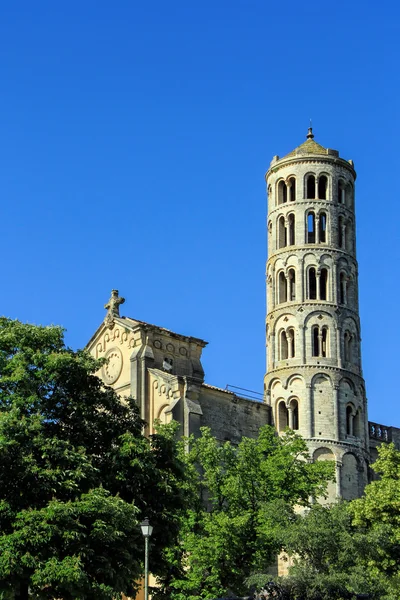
[308, 267, 317, 300]
[318, 175, 328, 200]
[306, 175, 316, 199]
[320, 268, 328, 301]
[307, 212, 316, 243]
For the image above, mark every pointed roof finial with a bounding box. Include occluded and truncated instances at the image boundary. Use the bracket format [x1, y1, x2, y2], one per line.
[307, 119, 314, 140]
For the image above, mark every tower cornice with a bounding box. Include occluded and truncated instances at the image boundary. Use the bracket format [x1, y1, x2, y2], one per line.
[266, 155, 356, 181]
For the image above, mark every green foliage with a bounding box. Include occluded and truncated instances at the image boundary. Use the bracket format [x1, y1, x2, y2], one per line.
[159, 426, 334, 600]
[269, 443, 400, 600]
[0, 318, 189, 600]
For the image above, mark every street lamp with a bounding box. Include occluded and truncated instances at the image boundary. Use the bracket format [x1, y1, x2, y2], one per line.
[140, 518, 153, 600]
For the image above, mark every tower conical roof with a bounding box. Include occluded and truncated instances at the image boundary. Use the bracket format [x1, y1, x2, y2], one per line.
[282, 127, 329, 159]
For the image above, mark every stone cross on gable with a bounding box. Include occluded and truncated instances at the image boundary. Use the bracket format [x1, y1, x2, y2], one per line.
[104, 289, 125, 324]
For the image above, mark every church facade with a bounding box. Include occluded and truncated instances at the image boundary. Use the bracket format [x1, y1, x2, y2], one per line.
[87, 131, 399, 503]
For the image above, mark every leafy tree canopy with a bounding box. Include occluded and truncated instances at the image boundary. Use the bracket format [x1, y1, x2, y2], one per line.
[0, 318, 189, 600]
[160, 426, 334, 600]
[263, 443, 400, 600]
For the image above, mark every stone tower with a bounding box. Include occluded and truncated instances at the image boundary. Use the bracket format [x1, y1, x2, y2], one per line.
[264, 129, 369, 501]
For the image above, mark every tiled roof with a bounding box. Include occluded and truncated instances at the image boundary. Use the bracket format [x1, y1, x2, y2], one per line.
[283, 138, 329, 158]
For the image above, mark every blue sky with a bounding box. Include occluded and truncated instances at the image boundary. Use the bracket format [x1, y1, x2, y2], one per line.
[1, 1, 399, 427]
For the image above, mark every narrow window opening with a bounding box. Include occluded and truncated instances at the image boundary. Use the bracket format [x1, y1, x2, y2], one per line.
[278, 401, 289, 431]
[288, 214, 295, 245]
[312, 327, 319, 357]
[278, 272, 287, 303]
[288, 177, 296, 201]
[278, 216, 286, 249]
[321, 327, 328, 357]
[320, 268, 328, 301]
[308, 268, 317, 300]
[354, 410, 361, 437]
[318, 175, 328, 200]
[307, 212, 315, 243]
[280, 330, 288, 360]
[306, 175, 316, 199]
[319, 212, 327, 243]
[291, 400, 299, 430]
[288, 268, 296, 301]
[340, 273, 346, 304]
[346, 405, 353, 435]
[338, 180, 345, 204]
[288, 328, 295, 358]
[339, 216, 344, 248]
[278, 180, 287, 205]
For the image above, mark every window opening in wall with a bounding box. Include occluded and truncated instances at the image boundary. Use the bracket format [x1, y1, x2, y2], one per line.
[346, 405, 353, 435]
[338, 180, 345, 204]
[278, 180, 287, 205]
[340, 272, 346, 304]
[320, 268, 328, 301]
[278, 272, 287, 303]
[307, 175, 316, 199]
[291, 399, 299, 430]
[312, 326, 319, 357]
[278, 216, 286, 249]
[321, 327, 328, 357]
[318, 175, 328, 199]
[319, 212, 327, 243]
[278, 401, 288, 431]
[344, 331, 353, 362]
[288, 214, 295, 245]
[288, 268, 296, 301]
[354, 410, 361, 437]
[307, 212, 315, 243]
[288, 328, 295, 358]
[280, 330, 288, 360]
[339, 216, 345, 249]
[308, 268, 317, 299]
[288, 177, 296, 201]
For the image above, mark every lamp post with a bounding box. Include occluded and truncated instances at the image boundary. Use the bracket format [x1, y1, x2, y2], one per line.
[140, 518, 153, 600]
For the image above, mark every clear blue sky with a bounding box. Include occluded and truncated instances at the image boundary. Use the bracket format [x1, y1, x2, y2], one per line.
[1, 1, 399, 427]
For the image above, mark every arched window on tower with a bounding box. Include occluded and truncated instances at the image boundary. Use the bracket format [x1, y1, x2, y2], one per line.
[308, 267, 317, 300]
[288, 214, 295, 245]
[278, 216, 286, 249]
[278, 271, 287, 304]
[278, 180, 287, 205]
[339, 272, 346, 304]
[306, 175, 316, 199]
[346, 405, 354, 435]
[321, 327, 328, 357]
[338, 180, 345, 204]
[288, 177, 296, 201]
[318, 175, 328, 199]
[307, 212, 316, 243]
[344, 331, 353, 363]
[354, 410, 361, 438]
[339, 216, 347, 250]
[280, 330, 289, 360]
[320, 268, 328, 301]
[288, 268, 296, 301]
[319, 212, 327, 243]
[312, 326, 319, 357]
[278, 400, 289, 431]
[312, 326, 329, 358]
[289, 398, 299, 430]
[287, 327, 295, 358]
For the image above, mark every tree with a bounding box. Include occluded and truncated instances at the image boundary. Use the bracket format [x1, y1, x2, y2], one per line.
[351, 443, 400, 599]
[0, 318, 189, 600]
[160, 426, 334, 600]
[265, 443, 400, 600]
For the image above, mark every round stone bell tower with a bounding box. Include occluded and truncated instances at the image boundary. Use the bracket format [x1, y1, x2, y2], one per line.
[264, 128, 369, 501]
